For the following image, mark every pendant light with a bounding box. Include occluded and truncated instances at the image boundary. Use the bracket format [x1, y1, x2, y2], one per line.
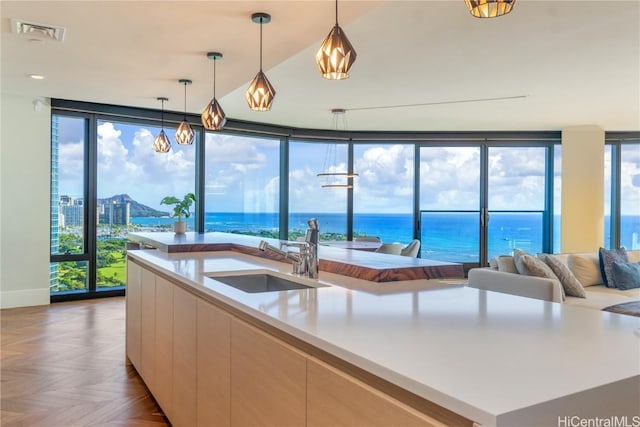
[464, 0, 516, 18]
[246, 12, 276, 111]
[316, 0, 357, 80]
[175, 79, 194, 145]
[152, 97, 171, 153]
[317, 108, 358, 189]
[201, 52, 226, 131]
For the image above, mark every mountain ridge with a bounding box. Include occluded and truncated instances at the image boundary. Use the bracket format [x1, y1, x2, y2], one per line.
[98, 194, 169, 217]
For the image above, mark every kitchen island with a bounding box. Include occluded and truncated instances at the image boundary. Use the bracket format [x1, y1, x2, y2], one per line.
[125, 239, 639, 427]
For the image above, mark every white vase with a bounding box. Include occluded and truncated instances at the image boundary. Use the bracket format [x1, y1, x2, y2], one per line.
[174, 221, 186, 234]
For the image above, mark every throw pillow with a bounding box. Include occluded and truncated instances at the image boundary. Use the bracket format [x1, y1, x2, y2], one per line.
[610, 261, 640, 290]
[544, 254, 586, 298]
[514, 249, 558, 280]
[599, 247, 629, 288]
[512, 249, 528, 275]
[497, 256, 518, 274]
[568, 253, 603, 287]
[489, 258, 499, 270]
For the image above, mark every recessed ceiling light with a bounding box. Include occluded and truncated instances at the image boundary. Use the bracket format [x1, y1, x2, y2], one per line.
[28, 74, 45, 80]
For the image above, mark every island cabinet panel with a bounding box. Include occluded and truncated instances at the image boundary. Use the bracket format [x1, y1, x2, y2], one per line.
[197, 300, 231, 427]
[139, 267, 156, 390]
[230, 318, 307, 427]
[172, 286, 198, 427]
[125, 260, 142, 368]
[307, 358, 446, 427]
[154, 276, 174, 419]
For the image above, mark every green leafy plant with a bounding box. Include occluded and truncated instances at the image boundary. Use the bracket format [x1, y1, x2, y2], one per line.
[160, 192, 197, 222]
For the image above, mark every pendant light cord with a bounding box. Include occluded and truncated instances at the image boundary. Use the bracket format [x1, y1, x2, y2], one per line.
[335, 0, 339, 25]
[161, 99, 165, 130]
[259, 17, 263, 71]
[213, 58, 217, 98]
[183, 83, 187, 120]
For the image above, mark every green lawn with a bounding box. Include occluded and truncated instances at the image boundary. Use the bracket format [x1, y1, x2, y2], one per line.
[98, 253, 126, 285]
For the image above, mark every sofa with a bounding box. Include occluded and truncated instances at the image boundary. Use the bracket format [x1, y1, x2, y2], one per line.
[468, 249, 640, 311]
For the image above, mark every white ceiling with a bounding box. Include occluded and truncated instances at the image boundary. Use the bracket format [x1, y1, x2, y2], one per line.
[2, 1, 639, 131]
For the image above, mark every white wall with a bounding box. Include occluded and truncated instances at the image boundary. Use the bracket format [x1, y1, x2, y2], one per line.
[0, 93, 51, 308]
[561, 125, 605, 253]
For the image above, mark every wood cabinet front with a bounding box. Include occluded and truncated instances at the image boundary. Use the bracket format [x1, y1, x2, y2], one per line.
[125, 260, 141, 368]
[139, 267, 156, 389]
[172, 285, 197, 427]
[154, 275, 174, 418]
[230, 318, 307, 427]
[307, 358, 446, 427]
[197, 299, 231, 427]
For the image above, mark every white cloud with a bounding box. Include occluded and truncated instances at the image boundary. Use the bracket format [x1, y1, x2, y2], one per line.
[96, 122, 195, 210]
[353, 145, 414, 212]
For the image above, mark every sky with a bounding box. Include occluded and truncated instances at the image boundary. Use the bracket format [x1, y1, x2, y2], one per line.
[55, 117, 640, 216]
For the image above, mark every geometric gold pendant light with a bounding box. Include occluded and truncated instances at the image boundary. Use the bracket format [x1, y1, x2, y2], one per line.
[152, 96, 171, 153]
[246, 12, 276, 112]
[316, 0, 357, 80]
[201, 52, 226, 131]
[464, 0, 516, 18]
[175, 79, 195, 145]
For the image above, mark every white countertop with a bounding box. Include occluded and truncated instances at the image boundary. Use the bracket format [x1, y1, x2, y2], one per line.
[127, 249, 640, 426]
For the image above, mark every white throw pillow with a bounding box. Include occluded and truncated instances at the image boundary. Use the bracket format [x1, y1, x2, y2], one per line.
[568, 253, 603, 287]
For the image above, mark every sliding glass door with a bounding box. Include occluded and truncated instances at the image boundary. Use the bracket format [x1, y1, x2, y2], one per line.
[418, 144, 552, 266]
[486, 146, 547, 260]
[419, 146, 481, 262]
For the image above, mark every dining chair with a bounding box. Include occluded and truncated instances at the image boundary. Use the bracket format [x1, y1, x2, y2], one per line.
[400, 239, 421, 257]
[354, 236, 382, 242]
[374, 243, 403, 255]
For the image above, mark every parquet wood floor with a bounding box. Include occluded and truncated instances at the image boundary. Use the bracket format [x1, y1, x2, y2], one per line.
[0, 297, 170, 427]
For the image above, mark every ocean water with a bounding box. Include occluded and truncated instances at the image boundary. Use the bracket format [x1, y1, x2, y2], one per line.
[130, 213, 640, 262]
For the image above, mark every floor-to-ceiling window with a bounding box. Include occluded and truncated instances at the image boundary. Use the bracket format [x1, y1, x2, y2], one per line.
[553, 144, 562, 251]
[604, 144, 613, 249]
[50, 109, 199, 298]
[288, 140, 348, 240]
[96, 119, 196, 289]
[486, 146, 547, 259]
[619, 143, 640, 249]
[50, 114, 89, 294]
[418, 143, 553, 266]
[353, 144, 414, 243]
[204, 132, 280, 237]
[606, 140, 640, 250]
[419, 146, 481, 263]
[53, 100, 639, 297]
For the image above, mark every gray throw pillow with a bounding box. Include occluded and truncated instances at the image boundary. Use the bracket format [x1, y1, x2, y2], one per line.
[599, 247, 629, 288]
[610, 261, 640, 290]
[514, 249, 558, 280]
[544, 254, 586, 298]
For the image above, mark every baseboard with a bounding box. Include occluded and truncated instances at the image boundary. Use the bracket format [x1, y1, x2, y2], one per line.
[0, 288, 50, 309]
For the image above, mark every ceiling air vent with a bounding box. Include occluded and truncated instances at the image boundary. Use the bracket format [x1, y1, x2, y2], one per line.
[11, 18, 66, 42]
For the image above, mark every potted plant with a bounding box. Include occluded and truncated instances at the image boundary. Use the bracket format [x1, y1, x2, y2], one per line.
[160, 192, 196, 234]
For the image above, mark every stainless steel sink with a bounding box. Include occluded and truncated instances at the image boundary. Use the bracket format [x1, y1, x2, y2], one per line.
[208, 273, 317, 293]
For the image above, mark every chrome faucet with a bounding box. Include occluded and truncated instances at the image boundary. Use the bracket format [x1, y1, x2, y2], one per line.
[305, 218, 319, 279]
[258, 218, 319, 278]
[258, 240, 307, 275]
